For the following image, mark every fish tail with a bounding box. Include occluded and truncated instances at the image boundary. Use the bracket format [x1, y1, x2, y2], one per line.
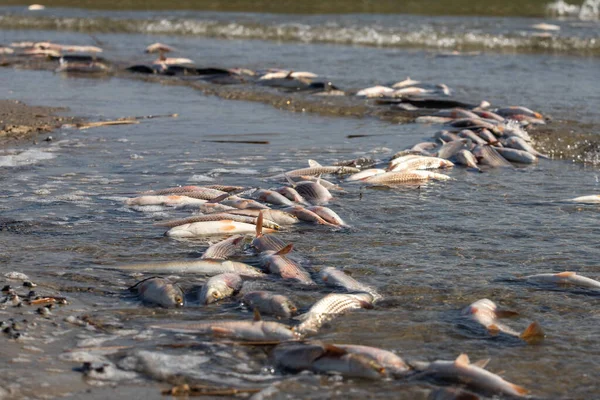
[510, 383, 530, 396]
[520, 321, 545, 343]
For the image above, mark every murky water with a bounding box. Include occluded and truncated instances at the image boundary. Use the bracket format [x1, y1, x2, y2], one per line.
[1, 4, 600, 400]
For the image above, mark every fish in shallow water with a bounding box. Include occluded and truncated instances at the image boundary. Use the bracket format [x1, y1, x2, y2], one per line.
[251, 212, 289, 252]
[305, 206, 345, 226]
[363, 170, 453, 184]
[334, 344, 409, 376]
[347, 169, 386, 181]
[152, 319, 300, 341]
[259, 244, 315, 285]
[503, 136, 549, 159]
[242, 291, 298, 319]
[410, 354, 529, 397]
[252, 189, 294, 206]
[166, 220, 274, 238]
[492, 147, 537, 164]
[281, 206, 334, 226]
[462, 299, 544, 342]
[201, 235, 246, 260]
[129, 277, 184, 308]
[198, 273, 244, 305]
[454, 149, 480, 171]
[319, 267, 381, 300]
[156, 214, 280, 230]
[566, 195, 600, 204]
[140, 186, 226, 199]
[524, 271, 600, 289]
[388, 156, 454, 172]
[276, 186, 307, 204]
[125, 195, 207, 207]
[288, 178, 333, 205]
[114, 259, 264, 277]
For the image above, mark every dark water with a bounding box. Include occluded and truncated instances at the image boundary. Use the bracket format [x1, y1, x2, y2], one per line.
[1, 3, 600, 400]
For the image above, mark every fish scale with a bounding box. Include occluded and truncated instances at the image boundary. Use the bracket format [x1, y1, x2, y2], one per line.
[201, 235, 245, 260]
[295, 293, 374, 334]
[156, 213, 280, 230]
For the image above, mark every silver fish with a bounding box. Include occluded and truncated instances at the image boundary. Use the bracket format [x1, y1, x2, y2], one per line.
[435, 140, 469, 160]
[114, 259, 264, 277]
[312, 352, 387, 379]
[292, 175, 343, 191]
[455, 149, 480, 171]
[524, 271, 600, 289]
[166, 220, 273, 237]
[130, 277, 184, 308]
[410, 142, 439, 154]
[503, 136, 549, 159]
[319, 267, 381, 300]
[242, 291, 298, 318]
[415, 116, 454, 124]
[153, 320, 300, 341]
[156, 213, 280, 230]
[389, 156, 454, 172]
[306, 206, 345, 226]
[433, 108, 480, 119]
[492, 147, 537, 164]
[494, 106, 543, 120]
[457, 129, 487, 145]
[125, 195, 207, 207]
[295, 293, 374, 335]
[472, 145, 513, 168]
[283, 159, 359, 177]
[475, 128, 500, 145]
[363, 170, 453, 184]
[260, 244, 315, 285]
[347, 169, 386, 181]
[282, 206, 334, 225]
[220, 195, 270, 210]
[217, 208, 299, 225]
[140, 186, 224, 197]
[434, 130, 461, 143]
[251, 212, 289, 252]
[199, 273, 244, 305]
[447, 118, 499, 132]
[205, 185, 245, 192]
[276, 186, 306, 203]
[567, 194, 600, 204]
[292, 180, 333, 205]
[411, 354, 529, 398]
[472, 109, 505, 122]
[334, 344, 409, 375]
[252, 189, 294, 206]
[201, 235, 245, 260]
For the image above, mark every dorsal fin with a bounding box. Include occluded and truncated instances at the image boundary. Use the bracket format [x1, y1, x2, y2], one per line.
[285, 70, 293, 79]
[308, 159, 322, 168]
[495, 309, 519, 318]
[253, 308, 262, 321]
[520, 321, 545, 342]
[284, 174, 296, 188]
[472, 358, 491, 369]
[316, 174, 322, 185]
[255, 211, 263, 238]
[556, 271, 576, 277]
[207, 193, 230, 204]
[274, 243, 293, 256]
[322, 344, 348, 358]
[455, 354, 470, 367]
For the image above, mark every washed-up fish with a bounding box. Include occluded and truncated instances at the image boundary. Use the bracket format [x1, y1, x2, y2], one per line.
[251, 212, 289, 253]
[347, 169, 386, 181]
[389, 154, 422, 163]
[219, 195, 270, 210]
[283, 160, 360, 177]
[295, 293, 374, 335]
[503, 137, 549, 159]
[410, 142, 439, 154]
[34, 42, 103, 53]
[363, 170, 453, 184]
[492, 147, 537, 164]
[156, 214, 280, 230]
[260, 244, 315, 285]
[56, 62, 109, 74]
[167, 220, 273, 238]
[388, 156, 454, 172]
[306, 206, 345, 226]
[290, 179, 333, 205]
[155, 190, 226, 201]
[334, 344, 409, 376]
[416, 116, 454, 124]
[292, 175, 344, 191]
[472, 109, 505, 122]
[462, 299, 544, 342]
[153, 319, 299, 341]
[140, 186, 225, 197]
[199, 273, 244, 305]
[273, 342, 386, 379]
[472, 146, 513, 168]
[145, 42, 176, 53]
[282, 206, 334, 225]
[129, 277, 184, 308]
[276, 186, 306, 203]
[391, 77, 420, 88]
[455, 149, 480, 171]
[457, 129, 487, 146]
[252, 189, 294, 206]
[356, 85, 394, 97]
[447, 118, 500, 133]
[334, 157, 377, 169]
[411, 354, 529, 397]
[499, 123, 532, 142]
[494, 106, 543, 120]
[220, 208, 299, 225]
[475, 128, 500, 145]
[434, 130, 461, 143]
[259, 70, 317, 80]
[242, 291, 298, 318]
[125, 195, 207, 207]
[319, 267, 381, 300]
[433, 108, 480, 120]
[524, 271, 600, 289]
[434, 140, 469, 160]
[566, 195, 600, 204]
[206, 185, 245, 192]
[201, 235, 245, 260]
[114, 259, 264, 277]
[199, 203, 237, 213]
[428, 387, 480, 400]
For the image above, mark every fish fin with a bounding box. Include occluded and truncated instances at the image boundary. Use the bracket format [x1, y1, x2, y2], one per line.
[359, 300, 374, 310]
[487, 324, 500, 336]
[510, 383, 530, 396]
[308, 159, 322, 168]
[316, 174, 322, 185]
[472, 358, 491, 369]
[469, 306, 478, 315]
[495, 310, 519, 318]
[556, 271, 576, 277]
[232, 236, 245, 245]
[274, 243, 294, 256]
[127, 276, 158, 292]
[454, 354, 470, 367]
[211, 326, 234, 337]
[520, 321, 545, 342]
[322, 344, 348, 358]
[207, 193, 230, 204]
[255, 211, 263, 238]
[284, 173, 296, 187]
[253, 308, 262, 321]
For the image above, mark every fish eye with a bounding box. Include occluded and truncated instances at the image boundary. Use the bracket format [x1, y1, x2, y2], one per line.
[212, 291, 220, 298]
[175, 296, 183, 305]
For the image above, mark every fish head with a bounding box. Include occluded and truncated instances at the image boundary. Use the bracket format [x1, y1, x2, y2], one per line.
[199, 281, 229, 305]
[272, 295, 298, 318]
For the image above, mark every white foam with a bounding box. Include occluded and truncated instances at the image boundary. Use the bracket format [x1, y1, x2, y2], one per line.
[0, 149, 55, 167]
[189, 174, 215, 182]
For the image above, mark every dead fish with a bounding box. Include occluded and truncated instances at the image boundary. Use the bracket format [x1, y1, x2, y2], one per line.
[319, 267, 381, 300]
[472, 109, 505, 122]
[219, 195, 270, 210]
[499, 122, 532, 142]
[276, 186, 306, 203]
[223, 209, 299, 225]
[524, 271, 600, 289]
[156, 214, 280, 230]
[475, 128, 500, 145]
[205, 185, 246, 192]
[411, 354, 529, 398]
[260, 244, 315, 285]
[145, 42, 176, 53]
[457, 130, 487, 146]
[416, 116, 454, 124]
[167, 220, 274, 237]
[434, 130, 461, 143]
[435, 140, 469, 160]
[199, 203, 237, 213]
[334, 344, 409, 376]
[433, 108, 480, 120]
[199, 273, 244, 305]
[152, 319, 299, 341]
[312, 352, 387, 379]
[251, 189, 293, 206]
[447, 118, 500, 133]
[251, 212, 289, 253]
[356, 85, 394, 98]
[392, 77, 420, 88]
[125, 195, 207, 207]
[242, 291, 298, 318]
[295, 293, 374, 335]
[140, 186, 226, 198]
[389, 156, 454, 172]
[503, 136, 549, 159]
[130, 277, 184, 308]
[305, 206, 345, 226]
[114, 259, 264, 277]
[455, 149, 480, 171]
[492, 147, 537, 164]
[472, 146, 513, 168]
[363, 170, 453, 184]
[282, 206, 334, 226]
[283, 160, 359, 177]
[201, 235, 246, 260]
[566, 195, 600, 204]
[259, 70, 318, 80]
[410, 142, 439, 154]
[293, 176, 344, 191]
[494, 106, 543, 120]
[288, 178, 333, 205]
[334, 157, 377, 169]
[462, 299, 544, 342]
[347, 169, 386, 181]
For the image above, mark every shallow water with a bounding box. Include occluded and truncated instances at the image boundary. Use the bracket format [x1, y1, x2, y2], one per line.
[1, 5, 600, 400]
